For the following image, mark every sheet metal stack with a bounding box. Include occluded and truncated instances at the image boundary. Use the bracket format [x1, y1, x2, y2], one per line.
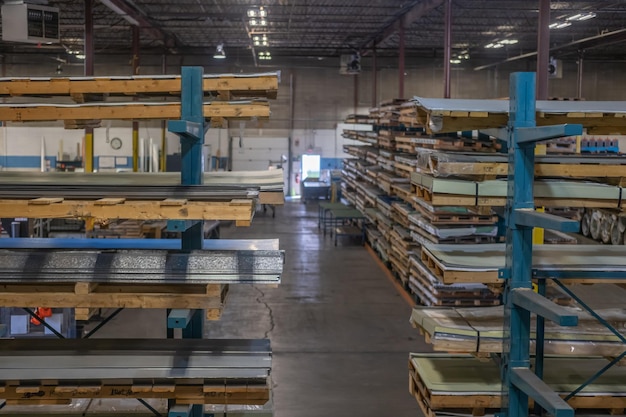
[341, 100, 502, 306]
[0, 72, 283, 415]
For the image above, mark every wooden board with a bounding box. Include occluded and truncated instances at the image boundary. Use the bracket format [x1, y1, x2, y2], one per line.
[0, 381, 269, 405]
[0, 283, 229, 320]
[428, 159, 626, 179]
[0, 75, 278, 98]
[0, 198, 255, 223]
[0, 102, 270, 122]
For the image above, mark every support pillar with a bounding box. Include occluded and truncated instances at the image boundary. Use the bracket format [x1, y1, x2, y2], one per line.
[84, 0, 94, 173]
[443, 0, 452, 98]
[577, 51, 584, 99]
[372, 46, 378, 107]
[161, 54, 167, 171]
[398, 20, 405, 99]
[536, 0, 550, 100]
[132, 26, 140, 172]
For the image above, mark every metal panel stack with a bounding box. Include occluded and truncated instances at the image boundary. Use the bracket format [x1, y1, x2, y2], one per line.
[0, 68, 282, 417]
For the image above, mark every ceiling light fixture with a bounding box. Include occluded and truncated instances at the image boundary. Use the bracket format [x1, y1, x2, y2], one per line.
[248, 6, 267, 18]
[258, 51, 272, 61]
[485, 43, 495, 48]
[500, 39, 518, 45]
[576, 12, 596, 21]
[213, 43, 226, 59]
[253, 35, 269, 47]
[450, 58, 462, 64]
[555, 22, 572, 29]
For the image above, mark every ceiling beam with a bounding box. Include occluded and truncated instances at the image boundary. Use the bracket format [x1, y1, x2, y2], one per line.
[361, 0, 444, 51]
[474, 28, 626, 71]
[99, 0, 177, 48]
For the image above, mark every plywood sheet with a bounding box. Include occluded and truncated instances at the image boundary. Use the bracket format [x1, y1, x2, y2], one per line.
[410, 353, 626, 395]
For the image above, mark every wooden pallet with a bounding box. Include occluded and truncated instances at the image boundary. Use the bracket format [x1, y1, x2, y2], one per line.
[0, 381, 269, 405]
[420, 247, 500, 284]
[0, 197, 255, 226]
[427, 157, 626, 179]
[0, 283, 229, 321]
[409, 278, 500, 307]
[414, 205, 497, 225]
[410, 225, 499, 245]
[410, 183, 621, 209]
[408, 360, 499, 417]
[408, 357, 626, 416]
[409, 259, 498, 300]
[412, 136, 501, 153]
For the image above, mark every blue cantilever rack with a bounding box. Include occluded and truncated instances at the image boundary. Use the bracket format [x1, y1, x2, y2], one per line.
[495, 72, 583, 417]
[165, 66, 208, 417]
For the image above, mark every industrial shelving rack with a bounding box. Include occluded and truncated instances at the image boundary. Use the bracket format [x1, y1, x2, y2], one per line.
[494, 72, 626, 417]
[0, 66, 278, 417]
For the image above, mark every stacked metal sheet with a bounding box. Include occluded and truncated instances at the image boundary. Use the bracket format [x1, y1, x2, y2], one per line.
[0, 339, 272, 405]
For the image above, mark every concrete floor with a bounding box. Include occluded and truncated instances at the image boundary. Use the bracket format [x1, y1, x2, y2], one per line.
[3, 201, 626, 416]
[209, 201, 428, 417]
[75, 201, 428, 417]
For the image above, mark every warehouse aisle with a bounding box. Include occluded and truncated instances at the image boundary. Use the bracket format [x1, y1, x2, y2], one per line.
[208, 201, 428, 417]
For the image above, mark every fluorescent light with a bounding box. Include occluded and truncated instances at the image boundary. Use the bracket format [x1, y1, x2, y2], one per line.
[577, 12, 596, 21]
[566, 13, 583, 21]
[500, 39, 518, 45]
[549, 22, 559, 29]
[555, 22, 572, 29]
[450, 59, 462, 64]
[75, 54, 85, 60]
[492, 43, 504, 48]
[485, 43, 495, 48]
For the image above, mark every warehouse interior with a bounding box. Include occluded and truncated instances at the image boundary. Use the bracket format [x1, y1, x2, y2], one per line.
[1, 1, 626, 417]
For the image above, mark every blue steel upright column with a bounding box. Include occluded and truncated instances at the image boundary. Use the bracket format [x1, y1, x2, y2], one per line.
[502, 72, 536, 417]
[167, 66, 206, 417]
[500, 72, 581, 417]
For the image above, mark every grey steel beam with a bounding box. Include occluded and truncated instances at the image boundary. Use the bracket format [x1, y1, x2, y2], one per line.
[99, 0, 177, 48]
[0, 248, 284, 284]
[475, 28, 626, 71]
[361, 0, 444, 52]
[0, 338, 271, 381]
[0, 184, 258, 200]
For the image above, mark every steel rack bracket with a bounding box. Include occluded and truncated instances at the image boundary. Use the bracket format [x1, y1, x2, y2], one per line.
[501, 72, 583, 417]
[166, 66, 207, 417]
[168, 309, 195, 329]
[168, 404, 192, 417]
[509, 289, 577, 326]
